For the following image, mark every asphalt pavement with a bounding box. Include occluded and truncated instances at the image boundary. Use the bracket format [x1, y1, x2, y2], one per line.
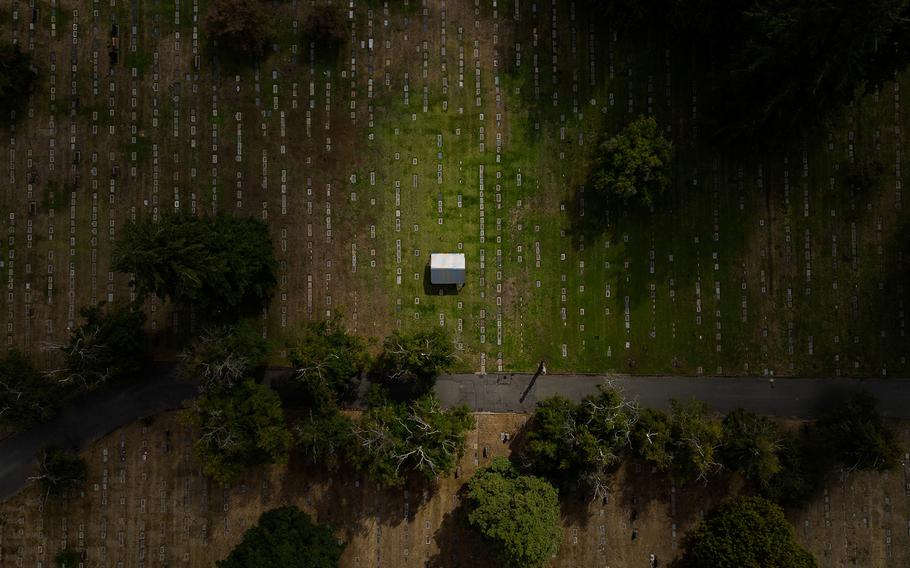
[435, 373, 910, 418]
[2, 368, 909, 502]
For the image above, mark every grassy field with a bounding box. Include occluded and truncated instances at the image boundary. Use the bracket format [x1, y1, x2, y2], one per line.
[0, 0, 907, 376]
[1, 411, 908, 567]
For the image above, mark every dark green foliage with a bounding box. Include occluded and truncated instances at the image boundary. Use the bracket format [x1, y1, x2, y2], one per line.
[302, 5, 348, 62]
[519, 386, 637, 497]
[54, 549, 82, 568]
[0, 42, 36, 124]
[817, 392, 900, 472]
[762, 428, 829, 508]
[349, 395, 473, 487]
[293, 406, 355, 471]
[668, 399, 723, 482]
[33, 445, 87, 499]
[57, 303, 147, 391]
[464, 457, 561, 568]
[290, 313, 368, 404]
[216, 506, 344, 568]
[113, 212, 277, 316]
[585, 1, 910, 145]
[180, 320, 271, 394]
[204, 0, 273, 63]
[720, 408, 781, 488]
[631, 401, 723, 482]
[680, 496, 817, 568]
[373, 328, 455, 399]
[589, 115, 672, 207]
[710, 0, 910, 144]
[0, 350, 64, 430]
[190, 379, 291, 483]
[631, 407, 673, 471]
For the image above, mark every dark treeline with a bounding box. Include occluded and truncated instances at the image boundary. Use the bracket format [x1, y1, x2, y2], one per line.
[580, 0, 910, 147]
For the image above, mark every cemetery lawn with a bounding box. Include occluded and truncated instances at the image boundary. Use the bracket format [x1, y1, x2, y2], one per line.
[0, 0, 907, 376]
[1, 410, 908, 567]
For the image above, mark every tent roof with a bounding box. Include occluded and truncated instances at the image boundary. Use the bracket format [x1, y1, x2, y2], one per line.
[430, 253, 465, 270]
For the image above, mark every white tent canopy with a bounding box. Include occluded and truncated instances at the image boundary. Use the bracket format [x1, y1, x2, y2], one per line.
[430, 253, 465, 285]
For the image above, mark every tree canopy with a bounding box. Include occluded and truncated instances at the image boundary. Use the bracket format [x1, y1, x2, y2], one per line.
[55, 303, 147, 391]
[680, 496, 817, 568]
[589, 115, 673, 208]
[0, 350, 64, 430]
[216, 506, 344, 568]
[190, 379, 291, 483]
[204, 0, 273, 63]
[349, 394, 473, 487]
[817, 392, 900, 472]
[290, 313, 368, 404]
[113, 212, 277, 316]
[584, 0, 910, 146]
[668, 399, 723, 482]
[519, 386, 638, 498]
[720, 408, 782, 488]
[373, 328, 455, 399]
[630, 400, 723, 483]
[180, 320, 271, 394]
[464, 457, 561, 568]
[0, 42, 36, 124]
[32, 445, 87, 500]
[762, 428, 829, 508]
[631, 407, 673, 471]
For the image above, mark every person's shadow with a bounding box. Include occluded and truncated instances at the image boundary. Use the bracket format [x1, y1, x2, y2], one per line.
[518, 361, 546, 404]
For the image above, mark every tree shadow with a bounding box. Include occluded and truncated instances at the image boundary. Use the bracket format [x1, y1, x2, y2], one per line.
[426, 490, 497, 568]
[291, 452, 439, 541]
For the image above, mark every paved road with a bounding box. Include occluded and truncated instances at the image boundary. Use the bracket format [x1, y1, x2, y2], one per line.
[0, 364, 197, 502]
[436, 374, 910, 418]
[2, 368, 910, 502]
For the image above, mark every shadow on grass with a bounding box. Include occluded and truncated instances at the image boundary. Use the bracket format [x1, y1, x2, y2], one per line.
[427, 489, 498, 568]
[422, 264, 462, 296]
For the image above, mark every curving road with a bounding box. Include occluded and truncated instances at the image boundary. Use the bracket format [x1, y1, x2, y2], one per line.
[2, 366, 909, 501]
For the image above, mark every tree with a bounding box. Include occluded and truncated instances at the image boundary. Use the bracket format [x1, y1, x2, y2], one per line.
[31, 445, 87, 500]
[464, 457, 561, 568]
[204, 0, 273, 63]
[180, 320, 270, 394]
[54, 303, 147, 391]
[373, 328, 455, 399]
[631, 407, 673, 471]
[217, 506, 344, 568]
[290, 313, 368, 404]
[0, 42, 36, 124]
[817, 392, 900, 472]
[0, 350, 64, 430]
[589, 116, 673, 207]
[190, 379, 291, 483]
[293, 406, 355, 471]
[709, 0, 910, 145]
[302, 5, 348, 62]
[720, 408, 781, 488]
[680, 496, 817, 568]
[762, 428, 830, 508]
[519, 386, 638, 499]
[350, 394, 473, 487]
[668, 399, 723, 482]
[113, 211, 277, 317]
